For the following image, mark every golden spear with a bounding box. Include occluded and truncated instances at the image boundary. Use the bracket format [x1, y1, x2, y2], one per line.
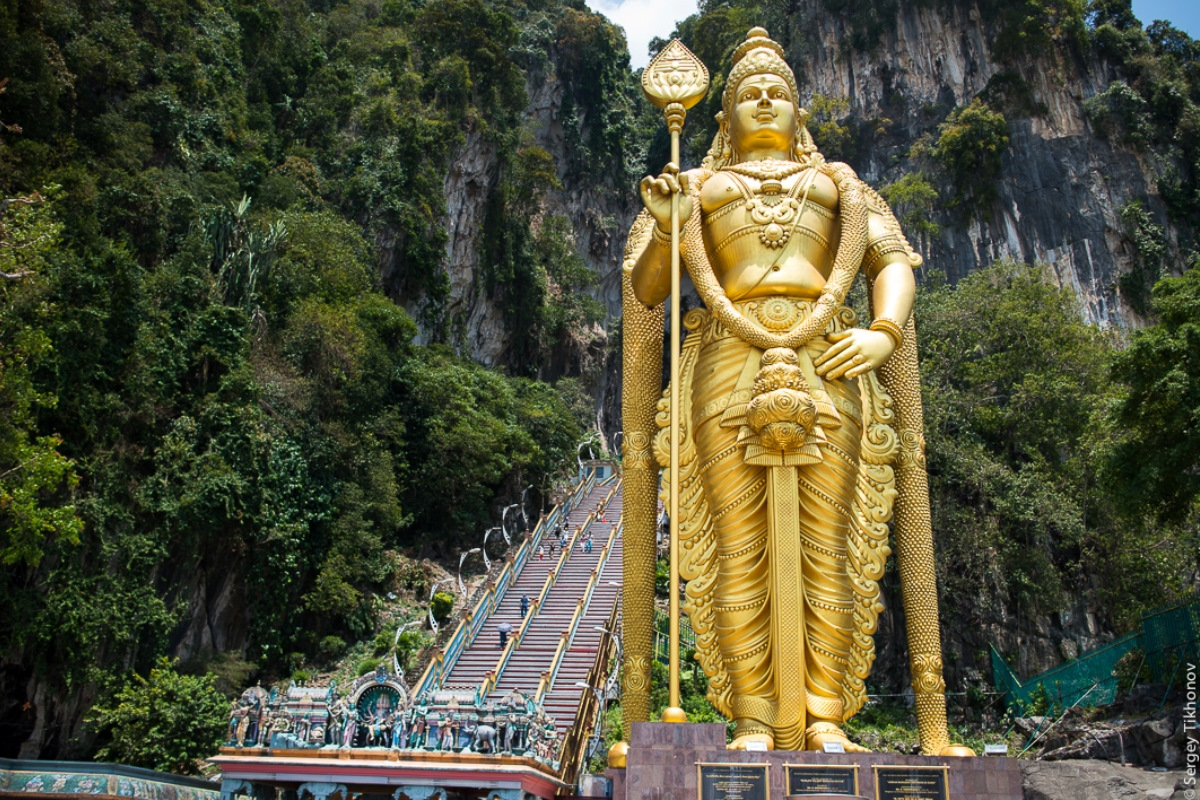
[640, 40, 709, 722]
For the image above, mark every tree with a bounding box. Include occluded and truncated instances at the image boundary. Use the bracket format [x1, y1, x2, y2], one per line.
[1106, 266, 1200, 524]
[931, 99, 1010, 210]
[88, 658, 228, 775]
[0, 192, 82, 566]
[917, 261, 1116, 614]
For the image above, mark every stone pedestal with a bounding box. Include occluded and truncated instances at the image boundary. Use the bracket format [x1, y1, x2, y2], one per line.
[606, 723, 1022, 800]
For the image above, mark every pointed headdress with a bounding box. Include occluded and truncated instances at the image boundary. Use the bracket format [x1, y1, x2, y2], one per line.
[705, 27, 816, 170]
[722, 27, 799, 111]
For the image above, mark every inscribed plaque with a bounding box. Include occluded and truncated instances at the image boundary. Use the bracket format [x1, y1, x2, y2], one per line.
[785, 764, 859, 796]
[873, 765, 950, 800]
[697, 763, 769, 800]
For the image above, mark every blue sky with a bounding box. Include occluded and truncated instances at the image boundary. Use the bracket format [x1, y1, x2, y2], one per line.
[586, 0, 1200, 70]
[1131, 0, 1200, 36]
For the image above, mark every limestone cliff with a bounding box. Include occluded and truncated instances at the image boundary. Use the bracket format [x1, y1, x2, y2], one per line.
[779, 0, 1181, 327]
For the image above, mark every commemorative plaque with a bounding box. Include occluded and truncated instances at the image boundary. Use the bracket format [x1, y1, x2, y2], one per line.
[873, 765, 950, 800]
[697, 763, 769, 800]
[785, 764, 859, 796]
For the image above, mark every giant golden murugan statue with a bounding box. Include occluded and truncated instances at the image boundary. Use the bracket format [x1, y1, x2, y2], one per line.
[620, 28, 963, 755]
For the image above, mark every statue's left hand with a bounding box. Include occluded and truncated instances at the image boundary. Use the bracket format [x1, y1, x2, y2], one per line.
[814, 329, 895, 379]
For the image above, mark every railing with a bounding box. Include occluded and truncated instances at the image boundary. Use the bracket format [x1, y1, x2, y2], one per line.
[412, 471, 598, 697]
[476, 511, 594, 699]
[653, 605, 696, 663]
[534, 504, 620, 705]
[559, 589, 620, 787]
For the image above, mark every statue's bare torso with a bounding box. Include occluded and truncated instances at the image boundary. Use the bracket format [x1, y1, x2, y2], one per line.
[698, 168, 840, 301]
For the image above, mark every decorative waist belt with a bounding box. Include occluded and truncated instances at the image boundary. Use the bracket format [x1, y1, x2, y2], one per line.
[695, 295, 860, 348]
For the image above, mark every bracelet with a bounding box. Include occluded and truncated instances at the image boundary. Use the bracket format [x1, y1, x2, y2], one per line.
[652, 224, 672, 247]
[869, 317, 905, 348]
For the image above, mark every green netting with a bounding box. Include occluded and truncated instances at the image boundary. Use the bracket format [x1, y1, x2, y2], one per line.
[991, 595, 1200, 714]
[1141, 597, 1200, 683]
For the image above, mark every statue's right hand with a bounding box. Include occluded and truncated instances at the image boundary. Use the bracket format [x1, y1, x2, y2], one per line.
[639, 163, 693, 235]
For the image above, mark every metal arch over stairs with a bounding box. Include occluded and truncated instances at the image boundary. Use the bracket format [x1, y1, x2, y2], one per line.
[212, 469, 624, 800]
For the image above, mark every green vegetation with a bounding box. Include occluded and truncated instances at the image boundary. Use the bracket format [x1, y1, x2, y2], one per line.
[918, 260, 1196, 630]
[0, 192, 83, 567]
[1105, 267, 1200, 528]
[1084, 9, 1200, 228]
[0, 0, 637, 758]
[845, 699, 1013, 755]
[394, 629, 426, 673]
[431, 591, 456, 624]
[87, 658, 227, 775]
[928, 100, 1010, 211]
[1117, 200, 1166, 314]
[879, 172, 941, 240]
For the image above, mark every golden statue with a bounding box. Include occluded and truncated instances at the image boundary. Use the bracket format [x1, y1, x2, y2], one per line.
[619, 28, 967, 755]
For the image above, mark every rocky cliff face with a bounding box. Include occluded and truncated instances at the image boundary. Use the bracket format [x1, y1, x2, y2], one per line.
[784, 0, 1176, 327]
[412, 57, 636, 375]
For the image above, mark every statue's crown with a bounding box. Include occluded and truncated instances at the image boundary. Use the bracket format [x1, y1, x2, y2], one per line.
[723, 27, 799, 112]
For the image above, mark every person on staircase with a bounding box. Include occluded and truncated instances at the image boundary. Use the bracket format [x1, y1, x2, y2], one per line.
[498, 620, 513, 649]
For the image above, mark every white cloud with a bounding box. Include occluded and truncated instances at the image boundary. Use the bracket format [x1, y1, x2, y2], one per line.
[585, 0, 699, 70]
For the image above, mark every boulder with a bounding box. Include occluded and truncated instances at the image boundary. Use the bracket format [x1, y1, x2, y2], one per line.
[1021, 759, 1183, 799]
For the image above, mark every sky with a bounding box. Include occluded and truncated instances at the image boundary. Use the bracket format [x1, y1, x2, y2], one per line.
[584, 0, 1200, 71]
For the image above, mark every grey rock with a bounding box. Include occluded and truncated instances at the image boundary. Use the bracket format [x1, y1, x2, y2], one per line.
[1021, 760, 1184, 799]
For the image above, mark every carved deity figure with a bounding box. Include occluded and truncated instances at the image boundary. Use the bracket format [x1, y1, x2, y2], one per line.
[622, 28, 958, 754]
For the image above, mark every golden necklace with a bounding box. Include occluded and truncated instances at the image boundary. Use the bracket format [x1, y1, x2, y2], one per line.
[725, 167, 818, 249]
[724, 159, 807, 182]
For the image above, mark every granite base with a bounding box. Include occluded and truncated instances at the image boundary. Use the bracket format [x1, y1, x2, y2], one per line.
[606, 723, 1022, 800]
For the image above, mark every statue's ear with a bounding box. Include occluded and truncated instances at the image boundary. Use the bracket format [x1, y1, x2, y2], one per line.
[795, 115, 818, 158]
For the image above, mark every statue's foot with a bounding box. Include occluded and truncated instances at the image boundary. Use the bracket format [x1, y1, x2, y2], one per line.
[804, 722, 870, 753]
[727, 732, 774, 751]
[938, 743, 976, 757]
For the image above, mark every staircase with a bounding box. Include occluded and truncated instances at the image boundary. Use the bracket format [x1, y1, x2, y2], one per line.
[535, 489, 622, 733]
[440, 482, 617, 703]
[431, 478, 623, 784]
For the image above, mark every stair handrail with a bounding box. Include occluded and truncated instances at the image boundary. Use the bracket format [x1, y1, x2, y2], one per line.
[412, 470, 597, 696]
[559, 594, 620, 786]
[479, 509, 595, 698]
[534, 518, 620, 705]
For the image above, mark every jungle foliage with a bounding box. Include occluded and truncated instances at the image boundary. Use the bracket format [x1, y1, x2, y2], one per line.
[0, 0, 640, 759]
[87, 658, 228, 775]
[917, 261, 1198, 630]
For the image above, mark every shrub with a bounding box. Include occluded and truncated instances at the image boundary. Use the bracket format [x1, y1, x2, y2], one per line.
[373, 628, 395, 657]
[319, 635, 347, 659]
[879, 172, 941, 239]
[356, 657, 381, 676]
[396, 630, 426, 672]
[1084, 81, 1152, 145]
[1117, 200, 1165, 314]
[931, 99, 1010, 211]
[88, 658, 227, 775]
[431, 591, 455, 623]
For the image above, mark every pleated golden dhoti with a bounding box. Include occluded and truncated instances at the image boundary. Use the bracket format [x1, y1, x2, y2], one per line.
[688, 302, 860, 749]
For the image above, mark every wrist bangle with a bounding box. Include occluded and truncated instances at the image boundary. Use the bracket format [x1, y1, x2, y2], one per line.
[869, 317, 905, 348]
[652, 224, 671, 247]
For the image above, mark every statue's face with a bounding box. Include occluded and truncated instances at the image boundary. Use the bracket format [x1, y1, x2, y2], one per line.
[728, 73, 796, 157]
